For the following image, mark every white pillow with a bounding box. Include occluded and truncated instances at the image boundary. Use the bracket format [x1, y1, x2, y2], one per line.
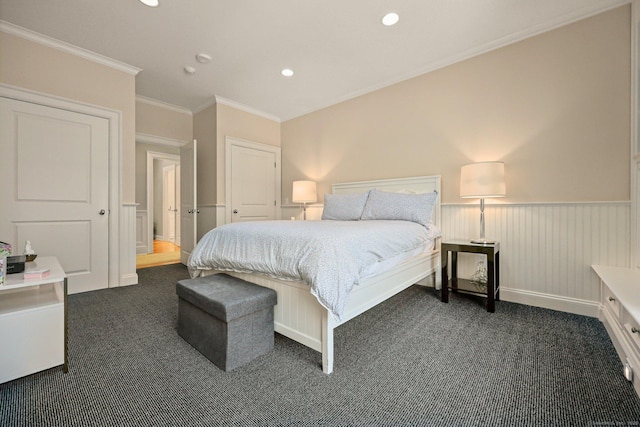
[360, 189, 438, 227]
[321, 192, 370, 221]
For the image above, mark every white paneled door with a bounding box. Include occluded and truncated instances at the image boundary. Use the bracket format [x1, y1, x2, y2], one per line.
[229, 144, 278, 222]
[162, 162, 178, 244]
[0, 97, 109, 294]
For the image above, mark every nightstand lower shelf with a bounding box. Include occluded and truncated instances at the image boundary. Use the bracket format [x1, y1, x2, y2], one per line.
[448, 278, 492, 296]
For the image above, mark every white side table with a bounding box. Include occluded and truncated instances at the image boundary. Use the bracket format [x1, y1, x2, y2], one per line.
[0, 256, 67, 383]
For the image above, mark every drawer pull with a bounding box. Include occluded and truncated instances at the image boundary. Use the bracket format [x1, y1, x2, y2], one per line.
[608, 296, 616, 302]
[632, 327, 639, 334]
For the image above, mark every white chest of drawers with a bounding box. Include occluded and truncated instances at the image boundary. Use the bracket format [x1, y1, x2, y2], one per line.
[593, 265, 640, 398]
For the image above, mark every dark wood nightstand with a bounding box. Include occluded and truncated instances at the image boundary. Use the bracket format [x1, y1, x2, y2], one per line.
[441, 240, 500, 312]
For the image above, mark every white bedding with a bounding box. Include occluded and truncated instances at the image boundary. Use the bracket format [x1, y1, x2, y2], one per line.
[188, 220, 437, 320]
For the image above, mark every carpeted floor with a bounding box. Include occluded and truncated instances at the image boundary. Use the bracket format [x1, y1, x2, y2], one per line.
[2, 263, 640, 426]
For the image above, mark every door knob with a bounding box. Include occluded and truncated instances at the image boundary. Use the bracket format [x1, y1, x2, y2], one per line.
[99, 209, 106, 215]
[233, 209, 238, 214]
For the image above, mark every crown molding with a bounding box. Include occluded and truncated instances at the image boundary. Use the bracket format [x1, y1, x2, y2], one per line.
[0, 20, 141, 76]
[136, 95, 192, 116]
[193, 95, 281, 123]
[136, 132, 188, 148]
[215, 95, 280, 122]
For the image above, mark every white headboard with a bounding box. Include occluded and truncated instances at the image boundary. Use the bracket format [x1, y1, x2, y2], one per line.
[331, 175, 442, 228]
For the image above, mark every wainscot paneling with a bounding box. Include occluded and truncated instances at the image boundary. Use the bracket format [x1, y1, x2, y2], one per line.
[120, 204, 138, 286]
[441, 202, 631, 317]
[135, 210, 149, 254]
[282, 204, 323, 221]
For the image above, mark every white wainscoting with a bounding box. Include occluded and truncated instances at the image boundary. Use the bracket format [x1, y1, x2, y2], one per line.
[282, 204, 323, 221]
[286, 201, 630, 317]
[120, 204, 138, 287]
[441, 202, 631, 317]
[136, 210, 149, 254]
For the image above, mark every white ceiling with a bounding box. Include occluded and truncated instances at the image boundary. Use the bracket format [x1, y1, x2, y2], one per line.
[0, 0, 628, 121]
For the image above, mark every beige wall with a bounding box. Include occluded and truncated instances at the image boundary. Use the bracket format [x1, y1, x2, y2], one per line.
[136, 99, 193, 142]
[134, 99, 192, 209]
[282, 5, 631, 204]
[0, 32, 137, 203]
[193, 104, 218, 206]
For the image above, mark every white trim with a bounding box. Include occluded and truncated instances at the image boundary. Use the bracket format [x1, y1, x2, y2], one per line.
[282, 0, 631, 121]
[120, 204, 138, 286]
[146, 151, 180, 254]
[135, 95, 192, 116]
[443, 200, 632, 207]
[136, 132, 188, 148]
[194, 95, 281, 122]
[215, 95, 280, 122]
[135, 209, 148, 254]
[0, 83, 123, 289]
[119, 273, 138, 287]
[500, 287, 600, 318]
[0, 20, 141, 76]
[631, 0, 639, 270]
[224, 137, 282, 224]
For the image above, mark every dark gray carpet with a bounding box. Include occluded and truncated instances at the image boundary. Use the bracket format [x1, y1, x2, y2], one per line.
[2, 263, 640, 426]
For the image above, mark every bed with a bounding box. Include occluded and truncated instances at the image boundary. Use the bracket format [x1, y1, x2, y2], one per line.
[188, 175, 442, 374]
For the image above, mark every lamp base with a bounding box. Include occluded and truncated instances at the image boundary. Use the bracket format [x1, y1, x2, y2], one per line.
[470, 238, 496, 245]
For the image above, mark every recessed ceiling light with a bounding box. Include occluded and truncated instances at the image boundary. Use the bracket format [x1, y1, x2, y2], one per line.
[139, 0, 159, 7]
[196, 53, 212, 64]
[382, 12, 399, 26]
[281, 68, 294, 77]
[184, 66, 196, 75]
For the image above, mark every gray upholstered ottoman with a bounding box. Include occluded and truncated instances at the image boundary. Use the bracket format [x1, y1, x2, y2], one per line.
[176, 274, 277, 371]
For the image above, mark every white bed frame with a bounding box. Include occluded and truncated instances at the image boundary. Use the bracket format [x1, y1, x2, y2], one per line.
[205, 175, 441, 374]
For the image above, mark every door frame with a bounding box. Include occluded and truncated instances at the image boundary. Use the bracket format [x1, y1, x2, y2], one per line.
[225, 136, 281, 224]
[146, 151, 180, 253]
[1, 83, 122, 288]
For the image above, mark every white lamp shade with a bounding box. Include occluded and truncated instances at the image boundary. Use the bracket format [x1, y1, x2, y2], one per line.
[460, 162, 506, 198]
[292, 180, 317, 203]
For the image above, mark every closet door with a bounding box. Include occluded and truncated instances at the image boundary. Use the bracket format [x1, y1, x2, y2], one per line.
[0, 97, 110, 293]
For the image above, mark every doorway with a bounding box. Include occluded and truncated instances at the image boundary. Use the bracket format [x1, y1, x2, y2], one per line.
[137, 151, 181, 269]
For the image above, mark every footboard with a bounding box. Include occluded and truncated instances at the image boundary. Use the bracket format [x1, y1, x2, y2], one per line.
[204, 249, 440, 374]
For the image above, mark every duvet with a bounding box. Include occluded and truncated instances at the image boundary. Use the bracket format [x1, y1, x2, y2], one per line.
[188, 220, 436, 319]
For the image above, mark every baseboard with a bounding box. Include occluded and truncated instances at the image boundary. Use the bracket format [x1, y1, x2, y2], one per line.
[501, 287, 600, 317]
[120, 273, 138, 287]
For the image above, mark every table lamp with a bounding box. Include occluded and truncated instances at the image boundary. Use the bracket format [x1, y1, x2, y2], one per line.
[292, 180, 317, 220]
[460, 161, 506, 244]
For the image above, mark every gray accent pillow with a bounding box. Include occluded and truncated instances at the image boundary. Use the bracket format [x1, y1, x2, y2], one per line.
[321, 192, 370, 221]
[360, 189, 438, 226]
